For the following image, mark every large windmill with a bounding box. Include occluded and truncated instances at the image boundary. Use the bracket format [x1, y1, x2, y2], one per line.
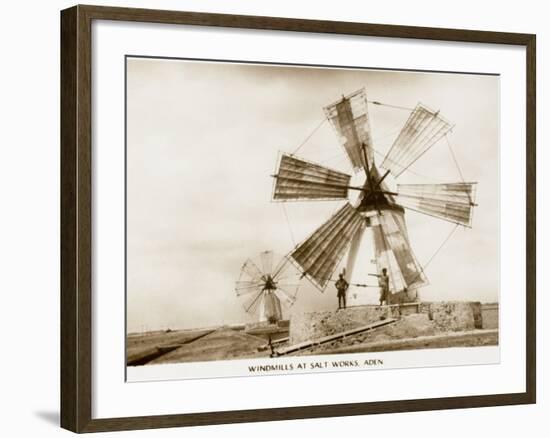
[235, 251, 301, 323]
[271, 88, 477, 302]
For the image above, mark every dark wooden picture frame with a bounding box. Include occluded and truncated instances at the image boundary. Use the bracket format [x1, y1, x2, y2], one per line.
[61, 4, 536, 433]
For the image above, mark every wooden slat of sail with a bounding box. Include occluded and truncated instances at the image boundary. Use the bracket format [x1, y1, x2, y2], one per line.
[397, 182, 477, 227]
[371, 210, 427, 292]
[381, 103, 453, 177]
[273, 154, 351, 201]
[324, 88, 374, 173]
[289, 203, 364, 291]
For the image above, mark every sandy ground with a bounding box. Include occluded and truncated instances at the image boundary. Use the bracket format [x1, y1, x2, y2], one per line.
[127, 328, 214, 364]
[127, 313, 498, 366]
[148, 328, 270, 364]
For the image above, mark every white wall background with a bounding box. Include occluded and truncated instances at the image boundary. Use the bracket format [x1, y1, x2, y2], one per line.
[0, 0, 545, 436]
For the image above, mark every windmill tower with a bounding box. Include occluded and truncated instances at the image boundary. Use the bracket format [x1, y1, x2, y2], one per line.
[271, 88, 477, 304]
[235, 251, 301, 323]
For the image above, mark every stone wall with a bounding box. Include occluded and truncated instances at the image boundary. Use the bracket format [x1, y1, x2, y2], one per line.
[481, 303, 499, 329]
[421, 301, 482, 331]
[289, 301, 489, 344]
[289, 306, 392, 344]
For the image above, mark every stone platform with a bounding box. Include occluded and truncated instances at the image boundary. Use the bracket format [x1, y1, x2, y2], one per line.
[289, 301, 490, 344]
[289, 306, 390, 344]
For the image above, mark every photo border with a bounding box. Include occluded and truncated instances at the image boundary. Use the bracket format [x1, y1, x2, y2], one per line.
[124, 54, 500, 381]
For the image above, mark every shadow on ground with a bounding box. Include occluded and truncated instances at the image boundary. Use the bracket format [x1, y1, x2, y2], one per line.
[34, 410, 59, 427]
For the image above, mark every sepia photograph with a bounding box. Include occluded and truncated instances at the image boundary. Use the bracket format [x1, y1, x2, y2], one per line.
[125, 57, 500, 380]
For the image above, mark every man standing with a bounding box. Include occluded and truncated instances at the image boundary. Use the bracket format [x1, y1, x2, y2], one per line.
[335, 273, 349, 310]
[377, 268, 390, 306]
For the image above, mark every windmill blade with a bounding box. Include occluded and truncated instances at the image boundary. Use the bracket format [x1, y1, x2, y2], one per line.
[289, 203, 365, 291]
[272, 255, 302, 283]
[243, 290, 265, 315]
[240, 258, 265, 282]
[273, 154, 351, 201]
[324, 88, 374, 173]
[259, 250, 274, 276]
[381, 103, 453, 177]
[396, 182, 477, 227]
[371, 209, 427, 291]
[274, 286, 298, 307]
[235, 281, 264, 297]
[272, 253, 301, 282]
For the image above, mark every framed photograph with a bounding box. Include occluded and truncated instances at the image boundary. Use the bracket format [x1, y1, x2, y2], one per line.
[60, 4, 536, 433]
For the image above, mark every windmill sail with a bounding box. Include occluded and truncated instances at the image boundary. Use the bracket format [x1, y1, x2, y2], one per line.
[289, 203, 365, 290]
[239, 258, 264, 284]
[371, 209, 427, 292]
[273, 154, 351, 201]
[272, 257, 301, 306]
[259, 250, 274, 276]
[381, 103, 452, 177]
[396, 183, 477, 227]
[243, 290, 265, 314]
[273, 287, 297, 307]
[235, 280, 265, 297]
[236, 257, 266, 297]
[324, 88, 374, 173]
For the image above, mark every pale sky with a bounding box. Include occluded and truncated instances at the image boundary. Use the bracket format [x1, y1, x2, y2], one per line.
[126, 57, 499, 333]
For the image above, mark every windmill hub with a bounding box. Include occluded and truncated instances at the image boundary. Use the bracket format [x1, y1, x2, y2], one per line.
[358, 183, 390, 212]
[357, 191, 405, 214]
[263, 275, 277, 291]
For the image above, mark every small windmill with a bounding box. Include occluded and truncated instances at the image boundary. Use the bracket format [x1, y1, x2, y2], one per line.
[235, 251, 301, 323]
[271, 88, 477, 301]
